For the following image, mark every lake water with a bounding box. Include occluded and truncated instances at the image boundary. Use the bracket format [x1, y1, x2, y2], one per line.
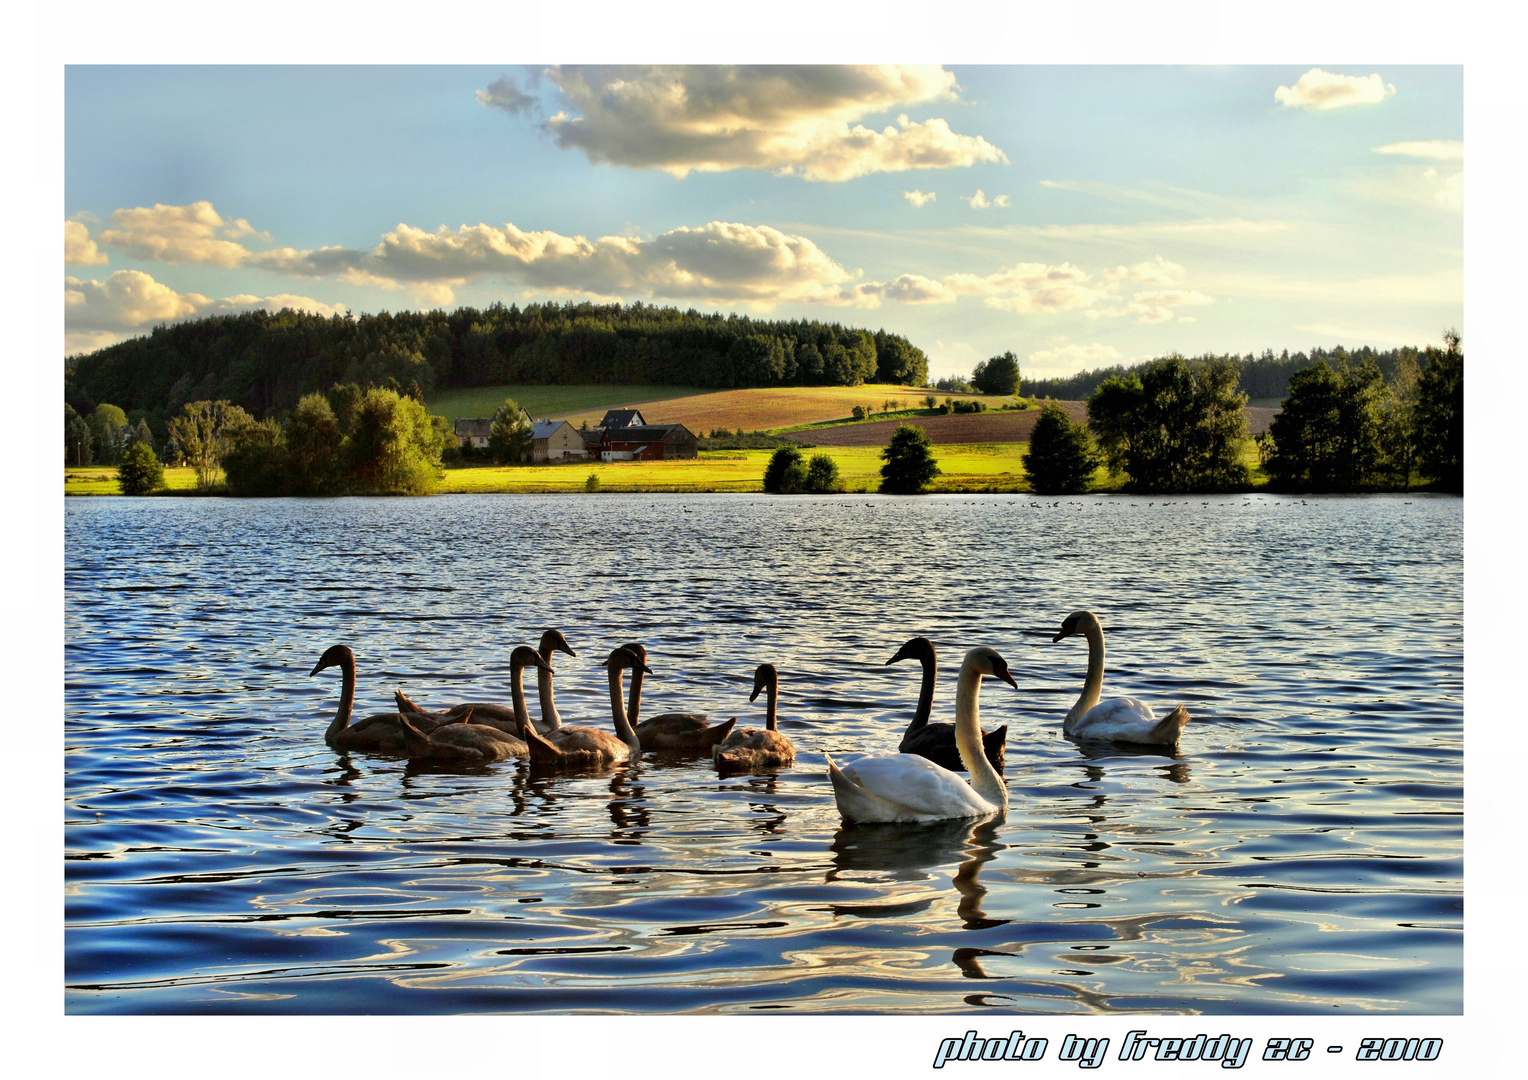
[64, 492, 1462, 1015]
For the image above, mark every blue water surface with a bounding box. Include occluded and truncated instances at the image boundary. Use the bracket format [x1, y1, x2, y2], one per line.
[64, 493, 1462, 1014]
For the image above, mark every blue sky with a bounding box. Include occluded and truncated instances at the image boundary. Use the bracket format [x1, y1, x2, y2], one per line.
[64, 63, 1462, 380]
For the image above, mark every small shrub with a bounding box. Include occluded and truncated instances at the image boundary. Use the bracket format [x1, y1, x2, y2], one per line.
[805, 453, 842, 493]
[117, 441, 165, 495]
[763, 445, 805, 493]
[585, 472, 601, 493]
[851, 405, 867, 421]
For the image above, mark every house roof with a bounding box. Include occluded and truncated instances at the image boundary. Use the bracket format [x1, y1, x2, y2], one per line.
[531, 421, 572, 440]
[604, 423, 697, 443]
[454, 418, 493, 437]
[600, 409, 646, 428]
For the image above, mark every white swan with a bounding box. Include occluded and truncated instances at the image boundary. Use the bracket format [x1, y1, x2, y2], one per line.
[826, 647, 1016, 824]
[1053, 610, 1190, 745]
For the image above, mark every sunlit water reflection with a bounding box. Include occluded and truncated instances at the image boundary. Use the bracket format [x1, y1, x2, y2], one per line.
[65, 493, 1462, 1014]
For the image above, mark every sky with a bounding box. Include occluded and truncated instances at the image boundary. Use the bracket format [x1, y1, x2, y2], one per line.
[63, 63, 1463, 381]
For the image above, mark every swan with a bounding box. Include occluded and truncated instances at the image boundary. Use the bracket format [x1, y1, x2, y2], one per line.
[620, 641, 738, 751]
[310, 644, 455, 755]
[826, 647, 1017, 824]
[1052, 610, 1190, 745]
[533, 628, 577, 731]
[888, 636, 1007, 773]
[524, 646, 648, 768]
[395, 708, 528, 764]
[393, 638, 560, 735]
[712, 663, 796, 773]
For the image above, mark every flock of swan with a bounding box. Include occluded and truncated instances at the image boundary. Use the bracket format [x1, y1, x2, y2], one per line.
[310, 610, 1190, 825]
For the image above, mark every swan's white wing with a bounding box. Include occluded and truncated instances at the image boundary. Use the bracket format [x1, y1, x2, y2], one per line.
[833, 752, 995, 822]
[1071, 696, 1185, 744]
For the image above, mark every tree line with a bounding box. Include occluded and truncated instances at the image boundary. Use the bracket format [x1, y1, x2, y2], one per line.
[64, 301, 931, 428]
[1021, 344, 1426, 403]
[1020, 334, 1463, 494]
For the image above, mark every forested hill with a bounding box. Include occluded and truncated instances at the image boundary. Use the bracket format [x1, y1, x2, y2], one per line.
[1021, 345, 1425, 402]
[64, 301, 930, 421]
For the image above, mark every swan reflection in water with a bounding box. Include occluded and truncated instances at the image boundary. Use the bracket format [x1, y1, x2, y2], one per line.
[827, 816, 1007, 929]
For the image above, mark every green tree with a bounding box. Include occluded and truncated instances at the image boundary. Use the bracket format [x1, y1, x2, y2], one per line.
[221, 415, 288, 496]
[88, 403, 129, 464]
[763, 445, 807, 493]
[879, 423, 940, 494]
[284, 393, 344, 495]
[1413, 329, 1463, 491]
[167, 400, 254, 489]
[1087, 355, 1250, 493]
[1264, 359, 1385, 491]
[972, 351, 1020, 395]
[342, 387, 444, 494]
[117, 441, 164, 495]
[65, 404, 93, 466]
[1022, 402, 1100, 494]
[488, 398, 533, 464]
[805, 453, 842, 493]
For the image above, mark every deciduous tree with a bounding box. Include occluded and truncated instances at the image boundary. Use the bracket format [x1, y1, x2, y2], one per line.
[879, 423, 940, 494]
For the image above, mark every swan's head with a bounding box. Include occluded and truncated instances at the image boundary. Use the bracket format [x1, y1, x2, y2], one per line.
[750, 663, 778, 701]
[965, 646, 1018, 689]
[309, 644, 353, 677]
[619, 641, 648, 664]
[1052, 610, 1098, 642]
[603, 646, 654, 675]
[511, 645, 553, 673]
[538, 628, 576, 658]
[885, 636, 935, 666]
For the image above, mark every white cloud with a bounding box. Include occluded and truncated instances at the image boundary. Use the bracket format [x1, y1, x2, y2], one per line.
[964, 189, 1010, 209]
[1026, 341, 1124, 372]
[945, 261, 1103, 314]
[529, 65, 1006, 181]
[1374, 140, 1463, 162]
[65, 270, 345, 347]
[1435, 169, 1463, 211]
[64, 221, 108, 266]
[1086, 287, 1214, 325]
[97, 201, 260, 267]
[903, 189, 936, 208]
[1101, 256, 1185, 286]
[859, 274, 957, 305]
[1274, 68, 1396, 111]
[476, 73, 536, 114]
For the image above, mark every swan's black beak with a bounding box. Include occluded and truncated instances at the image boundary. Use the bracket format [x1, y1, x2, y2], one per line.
[1052, 627, 1072, 643]
[749, 685, 763, 702]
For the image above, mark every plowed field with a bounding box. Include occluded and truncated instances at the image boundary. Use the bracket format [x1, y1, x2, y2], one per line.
[803, 402, 1087, 446]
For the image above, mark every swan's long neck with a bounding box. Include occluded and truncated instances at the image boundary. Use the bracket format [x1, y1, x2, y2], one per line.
[325, 653, 356, 744]
[764, 675, 778, 731]
[626, 667, 643, 727]
[536, 645, 561, 730]
[954, 662, 1007, 810]
[609, 667, 641, 757]
[1066, 618, 1106, 727]
[907, 652, 936, 733]
[511, 661, 532, 737]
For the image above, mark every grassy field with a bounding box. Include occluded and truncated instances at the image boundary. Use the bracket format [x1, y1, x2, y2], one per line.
[66, 466, 202, 495]
[65, 438, 1267, 497]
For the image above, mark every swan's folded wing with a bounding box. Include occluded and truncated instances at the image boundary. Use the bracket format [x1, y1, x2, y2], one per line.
[1074, 696, 1183, 743]
[836, 753, 994, 821]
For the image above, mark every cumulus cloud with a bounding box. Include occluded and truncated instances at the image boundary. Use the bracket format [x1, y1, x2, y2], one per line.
[525, 65, 1006, 180]
[964, 189, 1010, 209]
[1374, 139, 1463, 161]
[1102, 256, 1185, 287]
[97, 201, 261, 267]
[903, 189, 936, 207]
[65, 270, 344, 346]
[944, 261, 1102, 314]
[65, 221, 108, 266]
[1026, 341, 1124, 372]
[1275, 68, 1396, 110]
[1086, 287, 1214, 325]
[476, 73, 536, 114]
[858, 274, 957, 305]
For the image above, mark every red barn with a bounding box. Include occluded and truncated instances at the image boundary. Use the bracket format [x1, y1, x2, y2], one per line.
[600, 423, 699, 461]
